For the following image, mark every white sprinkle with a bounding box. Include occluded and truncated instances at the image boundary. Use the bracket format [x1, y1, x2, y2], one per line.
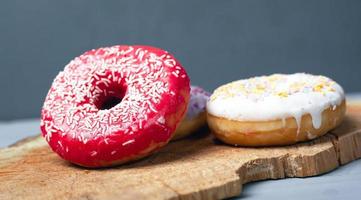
[122, 139, 135, 146]
[157, 116, 165, 124]
[149, 103, 157, 113]
[164, 59, 176, 67]
[90, 151, 98, 157]
[172, 71, 179, 77]
[57, 141, 63, 149]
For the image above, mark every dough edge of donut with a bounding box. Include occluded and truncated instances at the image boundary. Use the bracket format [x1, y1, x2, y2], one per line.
[172, 111, 207, 140]
[207, 100, 346, 146]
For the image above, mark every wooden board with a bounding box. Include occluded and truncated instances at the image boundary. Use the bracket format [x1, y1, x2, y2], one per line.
[1, 103, 361, 200]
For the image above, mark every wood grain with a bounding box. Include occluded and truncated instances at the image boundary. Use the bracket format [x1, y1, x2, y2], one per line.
[1, 104, 361, 200]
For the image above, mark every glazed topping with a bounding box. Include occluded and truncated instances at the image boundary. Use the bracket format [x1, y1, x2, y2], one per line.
[207, 73, 344, 129]
[186, 86, 210, 119]
[41, 45, 188, 144]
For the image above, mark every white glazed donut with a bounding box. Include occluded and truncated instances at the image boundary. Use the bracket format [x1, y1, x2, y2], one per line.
[207, 73, 346, 146]
[172, 86, 210, 140]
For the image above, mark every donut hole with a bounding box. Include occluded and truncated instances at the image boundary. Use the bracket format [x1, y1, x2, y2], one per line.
[90, 70, 128, 110]
[94, 83, 127, 110]
[100, 95, 123, 110]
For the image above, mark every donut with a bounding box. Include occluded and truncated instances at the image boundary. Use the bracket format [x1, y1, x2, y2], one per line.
[40, 45, 190, 167]
[172, 86, 210, 140]
[207, 73, 345, 146]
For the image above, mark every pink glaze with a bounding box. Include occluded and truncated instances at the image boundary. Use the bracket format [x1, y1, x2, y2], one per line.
[41, 45, 190, 167]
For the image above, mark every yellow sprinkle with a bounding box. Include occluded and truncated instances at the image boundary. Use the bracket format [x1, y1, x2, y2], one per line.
[277, 91, 288, 98]
[252, 84, 265, 94]
[313, 84, 324, 92]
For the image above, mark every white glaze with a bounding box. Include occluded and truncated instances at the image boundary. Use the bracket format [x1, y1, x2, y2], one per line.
[207, 73, 345, 130]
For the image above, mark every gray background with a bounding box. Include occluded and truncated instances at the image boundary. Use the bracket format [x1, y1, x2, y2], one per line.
[1, 0, 361, 120]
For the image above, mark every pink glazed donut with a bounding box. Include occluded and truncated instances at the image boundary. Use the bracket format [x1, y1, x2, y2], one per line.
[41, 45, 190, 167]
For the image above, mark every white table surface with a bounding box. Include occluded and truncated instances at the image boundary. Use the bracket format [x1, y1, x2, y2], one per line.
[1, 94, 361, 199]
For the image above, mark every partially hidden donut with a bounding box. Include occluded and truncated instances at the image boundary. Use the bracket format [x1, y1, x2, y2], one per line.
[41, 45, 190, 167]
[207, 73, 345, 146]
[172, 86, 210, 140]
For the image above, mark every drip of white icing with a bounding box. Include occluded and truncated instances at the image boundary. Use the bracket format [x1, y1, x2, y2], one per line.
[207, 73, 345, 130]
[308, 106, 325, 129]
[292, 110, 302, 134]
